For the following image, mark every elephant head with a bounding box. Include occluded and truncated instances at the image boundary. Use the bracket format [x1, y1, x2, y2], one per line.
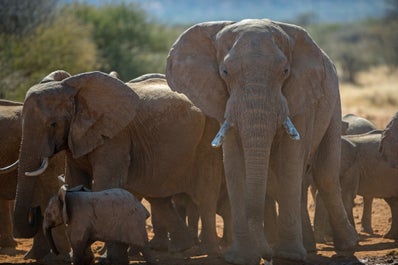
[380, 112, 398, 168]
[166, 19, 333, 263]
[12, 70, 140, 238]
[42, 185, 68, 255]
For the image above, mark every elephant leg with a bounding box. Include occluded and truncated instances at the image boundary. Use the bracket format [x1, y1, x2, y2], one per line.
[313, 194, 333, 242]
[301, 183, 316, 253]
[263, 195, 278, 246]
[196, 198, 219, 255]
[148, 197, 194, 252]
[173, 194, 199, 243]
[223, 130, 269, 265]
[384, 198, 398, 239]
[186, 199, 199, 244]
[148, 198, 170, 251]
[312, 121, 357, 251]
[361, 197, 373, 234]
[25, 227, 49, 260]
[72, 244, 96, 265]
[0, 200, 17, 248]
[272, 146, 307, 261]
[217, 194, 233, 248]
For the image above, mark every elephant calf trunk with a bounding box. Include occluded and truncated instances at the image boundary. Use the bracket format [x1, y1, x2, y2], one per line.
[44, 227, 59, 255]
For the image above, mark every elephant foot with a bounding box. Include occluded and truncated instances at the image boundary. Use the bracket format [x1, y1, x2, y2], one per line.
[360, 225, 373, 234]
[273, 241, 307, 261]
[384, 230, 398, 239]
[168, 238, 195, 253]
[0, 237, 17, 248]
[303, 238, 316, 253]
[24, 246, 49, 260]
[224, 242, 261, 265]
[149, 234, 169, 251]
[198, 241, 221, 257]
[99, 244, 128, 265]
[219, 236, 232, 250]
[169, 230, 195, 252]
[41, 252, 71, 263]
[333, 223, 358, 251]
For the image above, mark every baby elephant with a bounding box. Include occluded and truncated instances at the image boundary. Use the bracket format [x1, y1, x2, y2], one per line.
[43, 185, 155, 265]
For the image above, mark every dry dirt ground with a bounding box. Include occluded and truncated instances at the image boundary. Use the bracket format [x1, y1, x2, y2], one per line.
[1, 196, 398, 265]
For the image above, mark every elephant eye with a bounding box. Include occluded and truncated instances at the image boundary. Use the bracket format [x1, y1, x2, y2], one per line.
[283, 68, 289, 75]
[223, 70, 228, 75]
[50, 122, 57, 128]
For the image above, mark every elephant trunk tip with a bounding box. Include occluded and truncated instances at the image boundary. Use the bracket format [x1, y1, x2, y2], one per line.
[13, 206, 42, 238]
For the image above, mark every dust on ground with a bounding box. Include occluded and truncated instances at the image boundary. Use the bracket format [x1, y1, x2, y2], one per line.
[1, 196, 398, 265]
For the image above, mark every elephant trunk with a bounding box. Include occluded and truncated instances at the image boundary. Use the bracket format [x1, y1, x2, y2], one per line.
[44, 227, 59, 255]
[239, 110, 275, 234]
[13, 144, 44, 238]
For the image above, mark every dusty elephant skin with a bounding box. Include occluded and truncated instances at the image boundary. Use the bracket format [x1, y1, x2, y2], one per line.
[166, 18, 358, 264]
[0, 99, 69, 261]
[10, 70, 224, 263]
[339, 130, 398, 239]
[380, 112, 398, 168]
[314, 114, 377, 241]
[43, 185, 155, 265]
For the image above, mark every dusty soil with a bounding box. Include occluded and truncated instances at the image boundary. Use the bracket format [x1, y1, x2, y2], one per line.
[1, 197, 398, 265]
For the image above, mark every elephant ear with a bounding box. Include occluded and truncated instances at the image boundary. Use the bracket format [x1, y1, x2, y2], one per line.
[340, 136, 357, 175]
[41, 70, 71, 83]
[58, 185, 69, 225]
[62, 71, 140, 158]
[166, 21, 234, 123]
[276, 21, 331, 117]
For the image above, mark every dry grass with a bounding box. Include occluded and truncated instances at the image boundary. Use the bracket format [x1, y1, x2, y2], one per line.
[340, 66, 398, 129]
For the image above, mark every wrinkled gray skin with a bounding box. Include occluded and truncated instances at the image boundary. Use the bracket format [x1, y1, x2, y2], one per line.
[340, 130, 398, 239]
[11, 70, 224, 264]
[0, 99, 69, 260]
[313, 114, 377, 241]
[166, 19, 357, 264]
[43, 185, 155, 265]
[380, 112, 398, 168]
[172, 173, 232, 249]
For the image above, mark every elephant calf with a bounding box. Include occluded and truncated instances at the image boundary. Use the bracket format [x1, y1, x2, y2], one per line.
[43, 185, 155, 265]
[339, 130, 398, 238]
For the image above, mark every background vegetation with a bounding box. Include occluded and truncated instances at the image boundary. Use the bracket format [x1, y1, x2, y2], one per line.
[0, 0, 396, 102]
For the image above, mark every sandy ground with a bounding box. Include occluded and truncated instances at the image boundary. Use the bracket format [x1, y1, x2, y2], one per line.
[1, 196, 398, 265]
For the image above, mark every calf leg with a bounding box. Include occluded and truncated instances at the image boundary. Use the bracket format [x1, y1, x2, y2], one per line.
[361, 197, 373, 234]
[384, 198, 398, 239]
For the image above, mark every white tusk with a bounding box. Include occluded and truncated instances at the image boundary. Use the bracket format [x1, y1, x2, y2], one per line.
[57, 174, 66, 184]
[25, 157, 49, 176]
[211, 120, 230, 148]
[283, 117, 300, 140]
[0, 160, 19, 174]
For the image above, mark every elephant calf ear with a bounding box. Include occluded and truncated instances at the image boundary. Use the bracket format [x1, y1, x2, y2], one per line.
[58, 185, 69, 225]
[63, 71, 140, 158]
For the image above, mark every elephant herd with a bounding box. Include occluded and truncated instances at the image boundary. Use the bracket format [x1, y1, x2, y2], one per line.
[0, 18, 398, 265]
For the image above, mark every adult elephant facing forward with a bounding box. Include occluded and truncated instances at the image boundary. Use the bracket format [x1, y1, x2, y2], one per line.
[166, 19, 357, 264]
